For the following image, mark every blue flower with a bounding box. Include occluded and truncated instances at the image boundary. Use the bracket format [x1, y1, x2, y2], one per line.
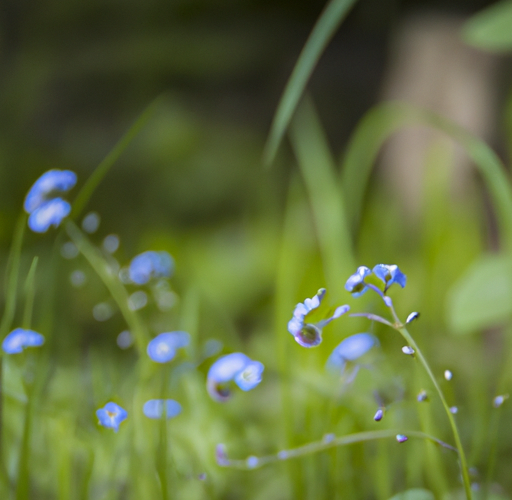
[2, 328, 45, 354]
[28, 198, 71, 233]
[24, 169, 77, 232]
[345, 266, 372, 297]
[288, 289, 349, 347]
[326, 332, 378, 373]
[96, 402, 127, 432]
[129, 251, 174, 285]
[207, 353, 264, 402]
[372, 264, 406, 292]
[147, 331, 190, 363]
[143, 399, 182, 419]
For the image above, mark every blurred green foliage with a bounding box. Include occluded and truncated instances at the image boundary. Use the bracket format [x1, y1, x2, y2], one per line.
[1, 0, 512, 499]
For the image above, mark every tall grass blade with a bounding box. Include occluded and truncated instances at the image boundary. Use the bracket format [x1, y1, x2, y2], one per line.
[341, 102, 512, 251]
[72, 95, 164, 218]
[22, 257, 38, 330]
[65, 220, 149, 354]
[289, 97, 354, 297]
[263, 0, 358, 167]
[0, 214, 26, 485]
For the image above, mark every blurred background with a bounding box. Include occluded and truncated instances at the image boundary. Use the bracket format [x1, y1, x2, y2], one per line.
[2, 0, 512, 498]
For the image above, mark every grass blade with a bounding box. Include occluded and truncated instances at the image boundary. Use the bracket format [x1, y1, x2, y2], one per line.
[263, 0, 358, 167]
[341, 101, 512, 251]
[71, 95, 164, 218]
[65, 220, 149, 354]
[289, 97, 354, 298]
[22, 257, 38, 330]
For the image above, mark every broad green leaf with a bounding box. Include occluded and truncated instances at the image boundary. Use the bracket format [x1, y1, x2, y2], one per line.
[447, 254, 512, 334]
[388, 489, 435, 500]
[263, 0, 358, 166]
[462, 0, 512, 52]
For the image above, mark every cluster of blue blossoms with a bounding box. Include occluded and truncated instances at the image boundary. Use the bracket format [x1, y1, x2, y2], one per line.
[16, 170, 407, 438]
[23, 169, 76, 233]
[287, 264, 406, 372]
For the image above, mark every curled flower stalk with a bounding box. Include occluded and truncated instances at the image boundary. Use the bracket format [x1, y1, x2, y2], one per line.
[288, 288, 349, 347]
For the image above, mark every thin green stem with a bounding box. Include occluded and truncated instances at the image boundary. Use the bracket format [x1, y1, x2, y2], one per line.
[388, 303, 472, 500]
[22, 257, 38, 330]
[0, 214, 26, 486]
[65, 220, 149, 355]
[220, 429, 457, 470]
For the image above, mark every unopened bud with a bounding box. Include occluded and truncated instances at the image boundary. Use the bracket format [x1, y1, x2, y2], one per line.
[417, 390, 428, 402]
[406, 312, 420, 324]
[493, 394, 508, 408]
[396, 434, 408, 443]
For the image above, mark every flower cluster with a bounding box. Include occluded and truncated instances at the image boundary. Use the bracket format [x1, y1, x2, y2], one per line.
[345, 264, 406, 297]
[287, 289, 349, 348]
[24, 169, 77, 233]
[207, 352, 264, 402]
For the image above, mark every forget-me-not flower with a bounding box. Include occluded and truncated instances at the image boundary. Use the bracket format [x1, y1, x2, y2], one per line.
[143, 399, 182, 419]
[345, 266, 372, 297]
[288, 289, 349, 348]
[24, 169, 77, 233]
[96, 402, 127, 432]
[207, 352, 264, 402]
[326, 332, 378, 373]
[2, 328, 45, 354]
[372, 264, 406, 292]
[129, 251, 174, 285]
[147, 331, 190, 363]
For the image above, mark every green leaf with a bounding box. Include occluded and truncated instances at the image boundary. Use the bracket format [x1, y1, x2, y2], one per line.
[447, 254, 512, 334]
[462, 0, 512, 52]
[263, 0, 358, 166]
[388, 489, 435, 500]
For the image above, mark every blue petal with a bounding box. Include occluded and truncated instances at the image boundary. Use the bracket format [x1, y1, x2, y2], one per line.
[28, 198, 71, 233]
[143, 399, 182, 419]
[208, 353, 250, 383]
[96, 402, 127, 432]
[129, 251, 174, 285]
[147, 331, 189, 363]
[207, 353, 264, 402]
[345, 266, 371, 296]
[2, 328, 45, 354]
[234, 360, 264, 391]
[372, 264, 407, 289]
[24, 169, 77, 213]
[287, 289, 326, 339]
[327, 333, 378, 370]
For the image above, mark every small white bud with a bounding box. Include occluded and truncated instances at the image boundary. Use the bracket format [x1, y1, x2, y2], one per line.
[406, 312, 420, 324]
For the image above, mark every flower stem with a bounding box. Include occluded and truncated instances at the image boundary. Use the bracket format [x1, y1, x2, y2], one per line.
[389, 304, 472, 500]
